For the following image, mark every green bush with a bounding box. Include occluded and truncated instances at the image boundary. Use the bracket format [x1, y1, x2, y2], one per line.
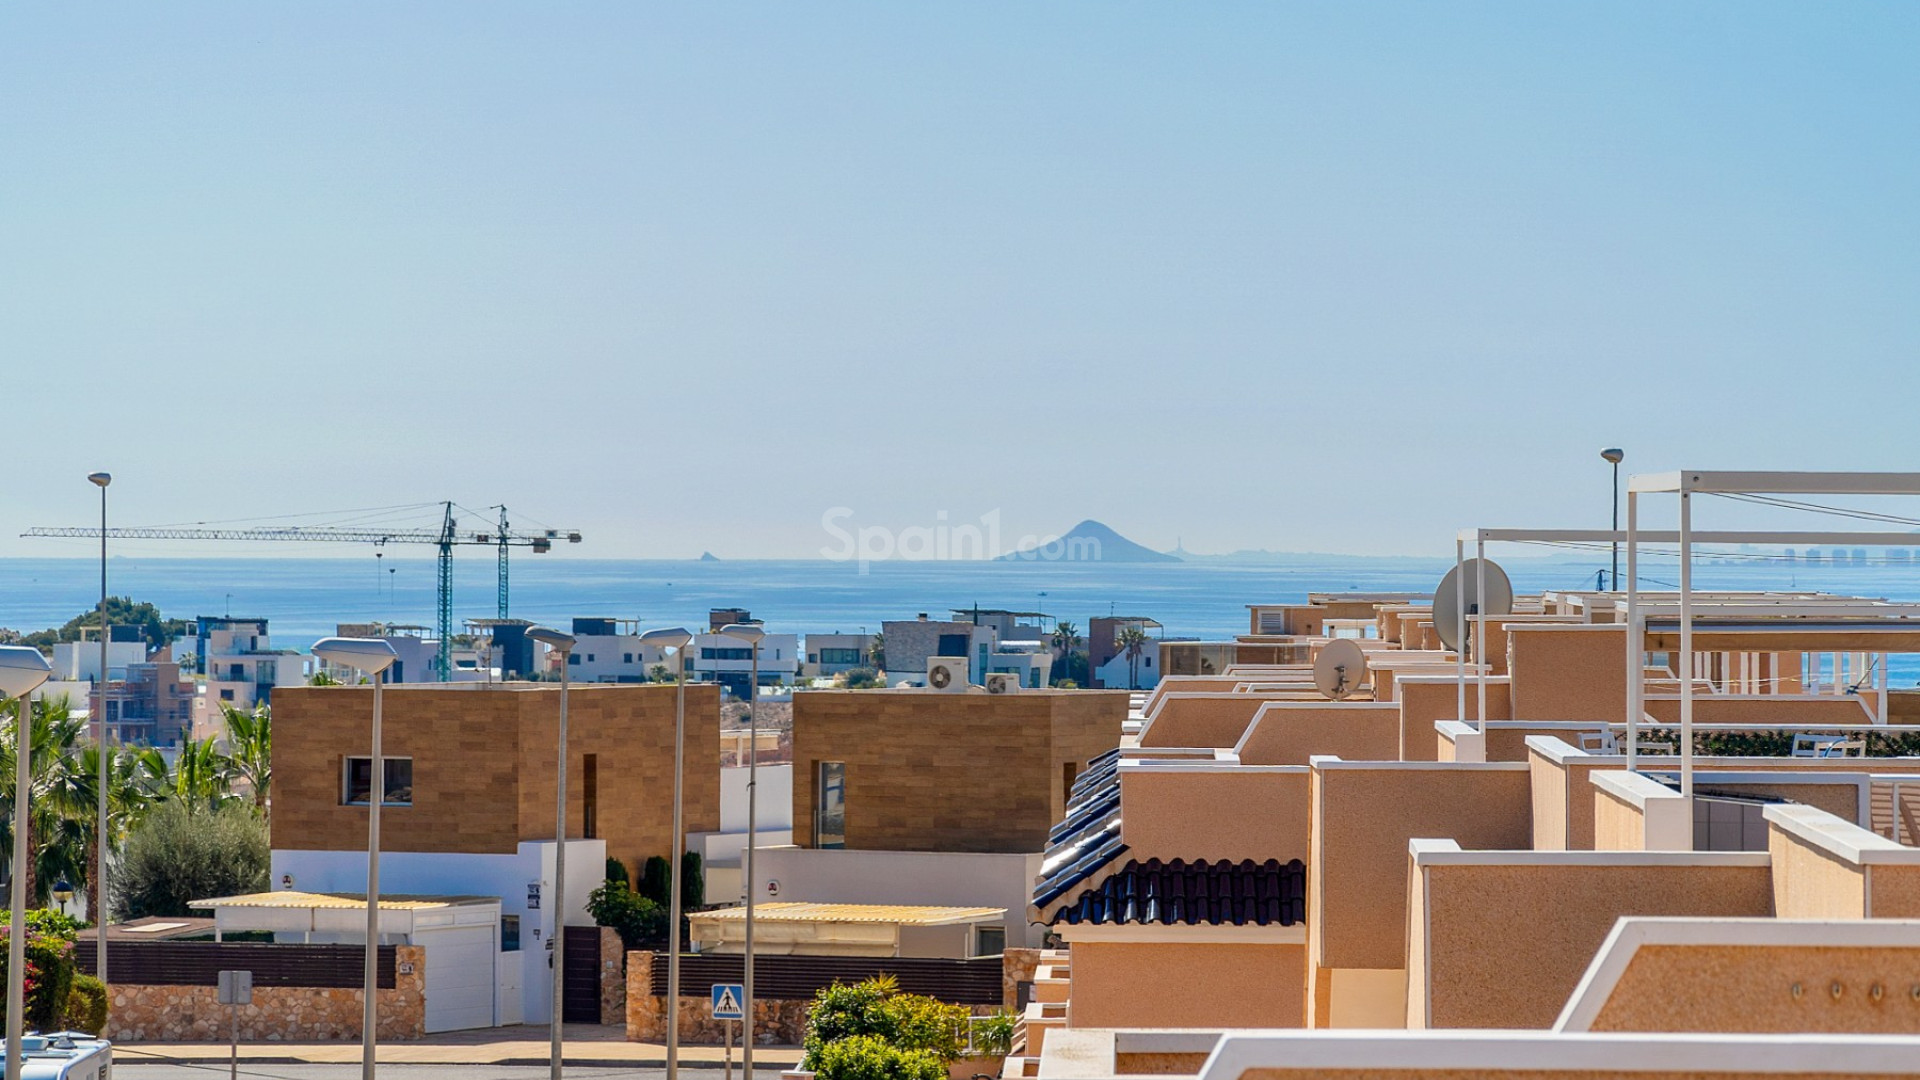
[112, 800, 268, 920]
[25, 909, 81, 942]
[606, 857, 630, 888]
[973, 1012, 1016, 1057]
[64, 975, 107, 1035]
[586, 880, 667, 949]
[810, 1034, 945, 1080]
[639, 856, 672, 906]
[803, 976, 970, 1071]
[0, 925, 77, 1032]
[680, 850, 704, 910]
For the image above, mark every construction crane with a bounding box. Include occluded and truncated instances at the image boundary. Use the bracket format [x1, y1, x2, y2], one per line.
[24, 501, 581, 681]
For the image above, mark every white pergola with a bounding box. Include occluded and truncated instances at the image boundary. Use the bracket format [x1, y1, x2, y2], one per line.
[1453, 525, 1920, 743]
[1626, 471, 1920, 799]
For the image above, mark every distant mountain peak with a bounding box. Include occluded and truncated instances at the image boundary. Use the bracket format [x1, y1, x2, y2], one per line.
[998, 519, 1181, 563]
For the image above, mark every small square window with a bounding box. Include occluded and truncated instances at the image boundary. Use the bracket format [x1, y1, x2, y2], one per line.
[343, 757, 413, 806]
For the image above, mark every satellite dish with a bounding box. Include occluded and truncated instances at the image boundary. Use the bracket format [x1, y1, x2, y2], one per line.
[1433, 557, 1515, 655]
[1313, 639, 1368, 700]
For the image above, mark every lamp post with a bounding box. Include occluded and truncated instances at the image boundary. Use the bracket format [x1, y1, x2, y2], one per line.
[309, 637, 399, 1080]
[1601, 449, 1624, 591]
[715, 622, 766, 1074]
[1, 645, 53, 1080]
[51, 879, 73, 918]
[86, 471, 110, 989]
[524, 626, 577, 1080]
[638, 627, 693, 1080]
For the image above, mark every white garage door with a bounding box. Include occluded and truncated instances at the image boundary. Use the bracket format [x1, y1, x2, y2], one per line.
[419, 925, 498, 1032]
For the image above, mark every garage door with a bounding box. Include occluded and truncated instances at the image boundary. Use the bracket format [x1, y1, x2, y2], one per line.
[420, 925, 498, 1032]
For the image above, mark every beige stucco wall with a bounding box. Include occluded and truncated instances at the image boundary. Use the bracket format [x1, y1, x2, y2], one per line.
[1592, 787, 1643, 852]
[1139, 694, 1286, 749]
[1414, 862, 1774, 1029]
[1525, 741, 1613, 852]
[1306, 764, 1532, 1027]
[1529, 748, 1570, 851]
[1770, 827, 1868, 919]
[1590, 943, 1920, 1033]
[1506, 625, 1627, 724]
[1120, 768, 1311, 863]
[1069, 941, 1305, 1029]
[1871, 865, 1920, 917]
[1236, 705, 1401, 766]
[1641, 696, 1876, 726]
[1398, 680, 1510, 763]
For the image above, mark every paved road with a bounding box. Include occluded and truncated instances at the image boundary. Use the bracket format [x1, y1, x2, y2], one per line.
[116, 1065, 791, 1080]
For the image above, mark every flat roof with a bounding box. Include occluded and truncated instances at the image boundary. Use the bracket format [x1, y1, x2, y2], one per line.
[189, 890, 497, 912]
[691, 902, 1005, 926]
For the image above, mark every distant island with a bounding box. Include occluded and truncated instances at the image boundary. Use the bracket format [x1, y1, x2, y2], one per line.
[699, 551, 720, 562]
[998, 519, 1180, 563]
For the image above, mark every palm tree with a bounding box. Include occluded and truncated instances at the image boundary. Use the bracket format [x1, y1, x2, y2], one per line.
[866, 632, 886, 673]
[1116, 626, 1151, 690]
[0, 697, 94, 906]
[1051, 621, 1081, 662]
[220, 703, 271, 817]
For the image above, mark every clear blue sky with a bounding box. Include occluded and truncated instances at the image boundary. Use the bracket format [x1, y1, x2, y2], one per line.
[4, 3, 1916, 559]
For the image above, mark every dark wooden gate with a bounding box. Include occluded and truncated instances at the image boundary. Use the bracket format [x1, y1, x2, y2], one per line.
[562, 926, 604, 1023]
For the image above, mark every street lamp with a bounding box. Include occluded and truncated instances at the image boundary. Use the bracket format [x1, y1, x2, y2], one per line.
[87, 470, 111, 991]
[51, 879, 74, 918]
[524, 626, 577, 1080]
[309, 637, 399, 1080]
[637, 626, 693, 1080]
[1601, 449, 1625, 590]
[715, 622, 766, 1073]
[1, 645, 52, 1080]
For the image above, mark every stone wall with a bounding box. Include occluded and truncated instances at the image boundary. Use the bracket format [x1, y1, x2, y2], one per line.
[625, 952, 809, 1044]
[1000, 948, 1040, 1009]
[600, 926, 626, 1026]
[107, 945, 426, 1042]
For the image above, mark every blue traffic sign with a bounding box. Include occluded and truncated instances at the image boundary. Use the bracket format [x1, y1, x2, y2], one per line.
[711, 983, 745, 1020]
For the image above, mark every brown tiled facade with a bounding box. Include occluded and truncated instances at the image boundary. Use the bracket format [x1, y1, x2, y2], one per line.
[273, 683, 721, 870]
[791, 689, 1123, 854]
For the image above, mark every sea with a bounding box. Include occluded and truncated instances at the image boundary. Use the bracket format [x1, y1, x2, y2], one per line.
[6, 553, 1920, 685]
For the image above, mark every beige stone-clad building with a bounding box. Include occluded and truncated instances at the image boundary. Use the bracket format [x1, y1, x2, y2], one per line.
[274, 682, 721, 867]
[271, 681, 722, 1031]
[789, 688, 1123, 853]
[750, 686, 1125, 950]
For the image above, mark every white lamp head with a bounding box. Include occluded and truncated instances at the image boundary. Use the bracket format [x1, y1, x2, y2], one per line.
[310, 637, 399, 675]
[87, 472, 111, 488]
[526, 626, 577, 653]
[638, 627, 693, 651]
[717, 622, 766, 646]
[0, 646, 52, 699]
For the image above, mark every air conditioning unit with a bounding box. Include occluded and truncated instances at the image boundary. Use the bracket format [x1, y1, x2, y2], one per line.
[985, 673, 1021, 695]
[925, 656, 970, 692]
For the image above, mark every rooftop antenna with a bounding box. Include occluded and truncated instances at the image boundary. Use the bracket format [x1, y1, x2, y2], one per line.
[1433, 557, 1515, 660]
[1313, 639, 1367, 700]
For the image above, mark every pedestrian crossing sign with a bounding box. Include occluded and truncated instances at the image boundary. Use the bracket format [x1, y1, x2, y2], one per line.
[711, 982, 745, 1020]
